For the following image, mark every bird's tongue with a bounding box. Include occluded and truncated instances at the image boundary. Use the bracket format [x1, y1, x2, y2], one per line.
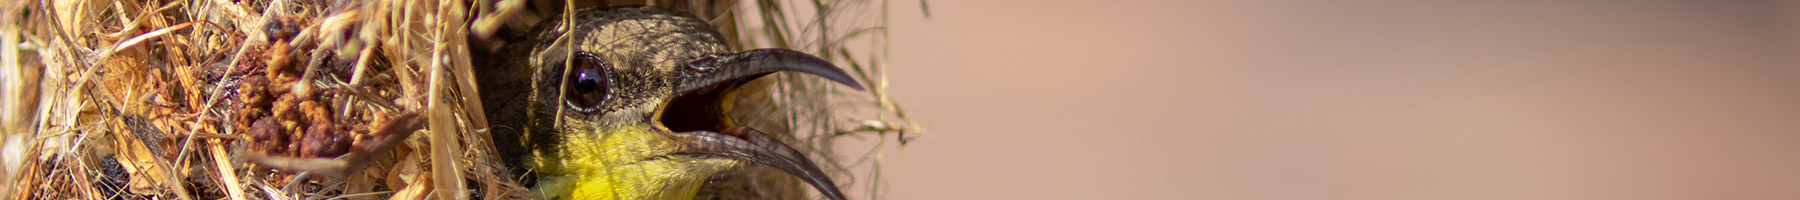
[672, 126, 847, 200]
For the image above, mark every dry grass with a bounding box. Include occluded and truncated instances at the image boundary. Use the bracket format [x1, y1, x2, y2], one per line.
[0, 0, 921, 199]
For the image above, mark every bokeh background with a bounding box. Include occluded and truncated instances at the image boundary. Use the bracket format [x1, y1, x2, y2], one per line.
[853, 1, 1800, 199]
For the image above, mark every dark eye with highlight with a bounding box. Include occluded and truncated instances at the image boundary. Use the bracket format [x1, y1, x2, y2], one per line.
[564, 54, 610, 111]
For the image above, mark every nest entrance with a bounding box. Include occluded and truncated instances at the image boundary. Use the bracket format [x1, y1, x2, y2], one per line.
[0, 0, 922, 199]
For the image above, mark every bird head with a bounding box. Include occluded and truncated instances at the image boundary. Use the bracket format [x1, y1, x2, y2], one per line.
[477, 7, 857, 200]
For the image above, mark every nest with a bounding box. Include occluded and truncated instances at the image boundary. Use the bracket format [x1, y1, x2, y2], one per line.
[0, 0, 921, 199]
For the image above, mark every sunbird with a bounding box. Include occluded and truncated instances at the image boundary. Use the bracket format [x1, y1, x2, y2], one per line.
[475, 6, 858, 200]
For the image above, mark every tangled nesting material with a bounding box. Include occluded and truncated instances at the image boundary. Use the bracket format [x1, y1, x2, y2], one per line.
[0, 0, 920, 199]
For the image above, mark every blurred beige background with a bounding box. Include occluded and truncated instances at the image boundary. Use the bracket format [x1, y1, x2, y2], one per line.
[852, 1, 1800, 199]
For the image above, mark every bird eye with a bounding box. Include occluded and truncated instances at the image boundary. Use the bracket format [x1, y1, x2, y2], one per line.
[564, 54, 610, 111]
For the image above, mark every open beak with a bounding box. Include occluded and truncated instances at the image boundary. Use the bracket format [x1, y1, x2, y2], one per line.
[663, 49, 861, 200]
